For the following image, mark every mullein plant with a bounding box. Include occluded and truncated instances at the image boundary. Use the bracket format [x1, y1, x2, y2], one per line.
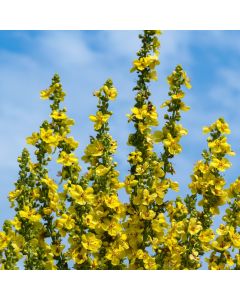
[152, 65, 192, 270]
[181, 118, 235, 269]
[124, 31, 191, 270]
[0, 30, 240, 269]
[124, 30, 163, 269]
[66, 79, 127, 270]
[207, 176, 240, 270]
[0, 75, 81, 269]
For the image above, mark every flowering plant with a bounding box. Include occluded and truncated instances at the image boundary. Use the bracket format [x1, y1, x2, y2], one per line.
[0, 30, 239, 270]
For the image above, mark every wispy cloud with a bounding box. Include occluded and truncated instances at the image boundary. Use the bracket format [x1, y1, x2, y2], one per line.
[35, 31, 95, 66]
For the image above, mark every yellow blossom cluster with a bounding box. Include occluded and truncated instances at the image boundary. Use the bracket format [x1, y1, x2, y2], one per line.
[0, 74, 81, 269]
[60, 79, 127, 270]
[1, 30, 240, 270]
[189, 118, 234, 216]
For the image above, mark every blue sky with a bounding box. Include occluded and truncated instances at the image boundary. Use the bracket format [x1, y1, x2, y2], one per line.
[1, 30, 240, 233]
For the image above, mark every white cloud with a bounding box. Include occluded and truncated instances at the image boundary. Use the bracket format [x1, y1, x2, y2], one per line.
[35, 31, 95, 66]
[199, 31, 240, 54]
[101, 30, 141, 58]
[160, 30, 192, 71]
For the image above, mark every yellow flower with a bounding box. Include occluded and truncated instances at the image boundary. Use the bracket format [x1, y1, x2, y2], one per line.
[11, 234, 25, 253]
[68, 184, 85, 205]
[103, 85, 118, 100]
[64, 137, 79, 149]
[189, 250, 200, 263]
[116, 234, 129, 251]
[132, 57, 148, 71]
[144, 257, 157, 270]
[152, 161, 165, 178]
[72, 248, 87, 265]
[139, 206, 156, 220]
[208, 137, 234, 155]
[81, 233, 102, 252]
[57, 151, 78, 166]
[175, 124, 188, 137]
[104, 194, 121, 209]
[228, 178, 240, 198]
[216, 224, 229, 236]
[147, 55, 160, 69]
[216, 119, 231, 134]
[0, 232, 10, 250]
[43, 207, 52, 215]
[210, 157, 231, 172]
[41, 177, 58, 191]
[40, 83, 63, 100]
[169, 180, 179, 192]
[105, 247, 121, 265]
[212, 236, 231, 251]
[95, 165, 111, 176]
[236, 254, 240, 266]
[83, 140, 104, 158]
[224, 251, 234, 267]
[124, 175, 138, 194]
[179, 101, 190, 111]
[172, 91, 185, 99]
[31, 188, 40, 199]
[202, 126, 211, 134]
[131, 55, 159, 72]
[50, 110, 67, 120]
[193, 160, 209, 174]
[11, 217, 22, 230]
[28, 162, 38, 174]
[229, 227, 240, 248]
[209, 206, 221, 215]
[182, 70, 192, 89]
[26, 132, 39, 145]
[8, 189, 21, 201]
[152, 130, 163, 143]
[141, 189, 156, 206]
[188, 218, 202, 236]
[128, 151, 143, 164]
[199, 229, 215, 243]
[136, 122, 147, 134]
[101, 218, 122, 236]
[208, 262, 225, 270]
[64, 118, 75, 127]
[151, 214, 167, 233]
[19, 206, 41, 223]
[89, 112, 110, 130]
[163, 133, 182, 155]
[68, 185, 94, 205]
[40, 86, 55, 99]
[135, 162, 149, 176]
[136, 249, 149, 260]
[83, 214, 98, 229]
[149, 70, 158, 81]
[56, 214, 75, 231]
[40, 128, 60, 147]
[131, 105, 148, 120]
[127, 229, 143, 250]
[51, 244, 65, 257]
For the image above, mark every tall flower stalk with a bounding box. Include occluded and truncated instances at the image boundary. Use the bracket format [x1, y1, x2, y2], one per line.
[152, 65, 191, 269]
[65, 80, 126, 270]
[125, 30, 163, 269]
[1, 74, 81, 269]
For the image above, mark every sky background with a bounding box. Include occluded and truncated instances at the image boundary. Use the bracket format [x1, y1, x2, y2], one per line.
[1, 30, 240, 237]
